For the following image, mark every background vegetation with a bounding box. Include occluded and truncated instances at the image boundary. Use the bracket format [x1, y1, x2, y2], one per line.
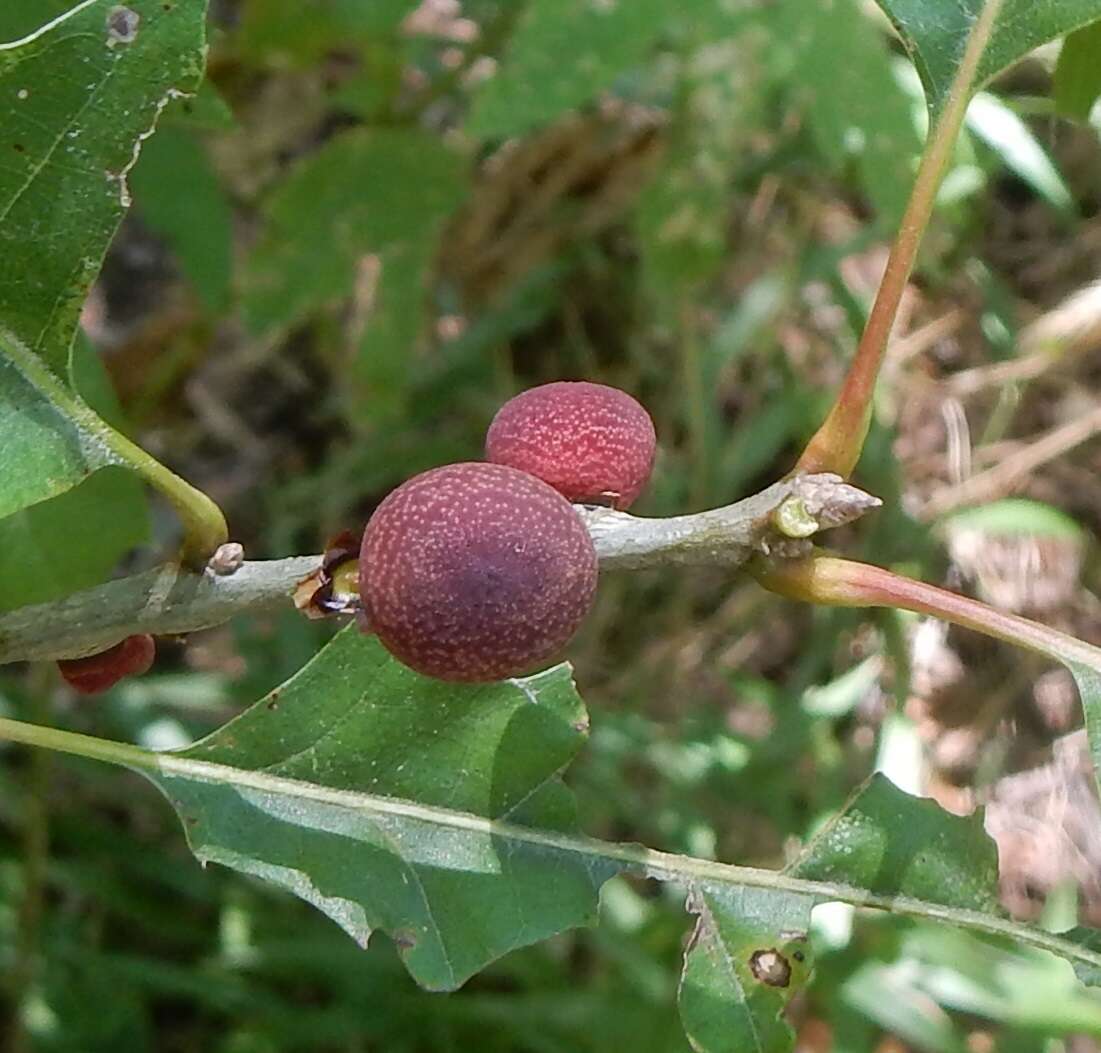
[3, 0, 1101, 1050]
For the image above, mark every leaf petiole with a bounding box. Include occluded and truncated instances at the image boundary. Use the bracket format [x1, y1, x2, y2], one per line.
[796, 0, 1006, 477]
[753, 552, 1101, 793]
[3, 326, 228, 567]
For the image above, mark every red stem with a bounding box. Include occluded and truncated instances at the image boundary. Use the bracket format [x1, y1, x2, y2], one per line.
[755, 554, 1101, 671]
[795, 0, 1005, 478]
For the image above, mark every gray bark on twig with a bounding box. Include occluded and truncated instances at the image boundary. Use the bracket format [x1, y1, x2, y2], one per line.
[0, 473, 879, 663]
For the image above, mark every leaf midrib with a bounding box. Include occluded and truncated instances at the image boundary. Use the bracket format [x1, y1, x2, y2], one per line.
[699, 893, 766, 1053]
[2, 715, 1097, 974]
[97, 729, 1101, 975]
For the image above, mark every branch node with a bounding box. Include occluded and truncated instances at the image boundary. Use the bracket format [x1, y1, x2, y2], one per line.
[0, 474, 880, 664]
[208, 543, 245, 576]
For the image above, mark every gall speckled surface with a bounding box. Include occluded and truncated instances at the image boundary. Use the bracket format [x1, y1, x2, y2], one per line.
[58, 634, 156, 694]
[485, 381, 656, 509]
[359, 462, 598, 682]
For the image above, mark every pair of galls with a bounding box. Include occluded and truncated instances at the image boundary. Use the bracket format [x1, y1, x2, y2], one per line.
[358, 381, 657, 682]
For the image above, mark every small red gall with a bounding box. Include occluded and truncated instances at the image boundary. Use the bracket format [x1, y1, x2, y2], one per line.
[359, 462, 598, 682]
[57, 634, 156, 694]
[485, 381, 656, 510]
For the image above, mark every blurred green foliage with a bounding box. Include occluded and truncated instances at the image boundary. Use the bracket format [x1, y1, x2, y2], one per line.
[4, 0, 1101, 1050]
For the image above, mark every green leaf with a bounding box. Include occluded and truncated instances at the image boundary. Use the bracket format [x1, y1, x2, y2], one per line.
[69, 330, 129, 432]
[801, 656, 883, 718]
[5, 667, 1101, 1043]
[1054, 19, 1101, 121]
[0, 1, 227, 558]
[788, 774, 1002, 914]
[966, 92, 1075, 215]
[841, 957, 969, 1053]
[780, 0, 922, 226]
[242, 130, 466, 327]
[1068, 662, 1101, 798]
[637, 37, 762, 302]
[131, 125, 233, 310]
[0, 324, 123, 518]
[348, 239, 436, 418]
[243, 128, 465, 411]
[679, 885, 814, 1053]
[237, 0, 415, 67]
[898, 925, 1101, 1033]
[0, 0, 71, 40]
[873, 0, 1101, 120]
[1063, 927, 1101, 987]
[149, 628, 615, 991]
[0, 330, 147, 611]
[0, 466, 147, 613]
[940, 498, 1085, 542]
[0, 0, 209, 376]
[467, 0, 675, 139]
[160, 80, 236, 131]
